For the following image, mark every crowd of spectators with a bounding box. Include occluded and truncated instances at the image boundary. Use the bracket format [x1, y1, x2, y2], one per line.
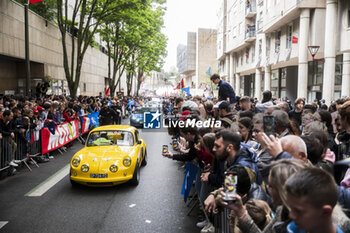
[0, 93, 150, 175]
[161, 73, 350, 233]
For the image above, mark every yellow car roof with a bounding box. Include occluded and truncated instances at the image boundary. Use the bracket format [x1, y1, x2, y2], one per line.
[90, 125, 136, 133]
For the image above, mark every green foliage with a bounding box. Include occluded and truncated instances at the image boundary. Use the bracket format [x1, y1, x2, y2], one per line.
[15, 0, 57, 22]
[99, 0, 168, 96]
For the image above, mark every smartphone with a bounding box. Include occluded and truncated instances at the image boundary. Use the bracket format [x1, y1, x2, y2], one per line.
[223, 174, 237, 203]
[162, 145, 168, 155]
[172, 139, 178, 150]
[263, 116, 276, 137]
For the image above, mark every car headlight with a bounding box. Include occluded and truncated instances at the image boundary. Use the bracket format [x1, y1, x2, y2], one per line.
[110, 164, 118, 173]
[81, 164, 89, 172]
[131, 116, 136, 120]
[123, 157, 132, 167]
[72, 158, 80, 167]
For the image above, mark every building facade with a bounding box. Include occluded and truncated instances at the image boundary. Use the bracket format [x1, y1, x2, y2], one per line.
[218, 0, 350, 104]
[177, 29, 218, 95]
[0, 0, 128, 96]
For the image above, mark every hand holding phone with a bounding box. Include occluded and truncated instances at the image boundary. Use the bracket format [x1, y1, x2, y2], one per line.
[263, 116, 276, 137]
[162, 145, 168, 156]
[223, 174, 237, 203]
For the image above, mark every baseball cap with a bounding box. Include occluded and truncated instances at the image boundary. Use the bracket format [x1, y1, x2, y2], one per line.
[37, 106, 43, 111]
[213, 100, 224, 109]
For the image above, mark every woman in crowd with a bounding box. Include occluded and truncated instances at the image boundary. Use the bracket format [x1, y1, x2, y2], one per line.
[238, 117, 258, 148]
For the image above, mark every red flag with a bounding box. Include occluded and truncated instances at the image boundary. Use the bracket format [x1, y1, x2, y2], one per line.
[29, 0, 43, 3]
[180, 78, 184, 89]
[174, 78, 184, 90]
[105, 87, 110, 96]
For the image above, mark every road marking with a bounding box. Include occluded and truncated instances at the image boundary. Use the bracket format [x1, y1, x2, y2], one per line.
[129, 204, 136, 208]
[0, 221, 8, 229]
[25, 164, 70, 197]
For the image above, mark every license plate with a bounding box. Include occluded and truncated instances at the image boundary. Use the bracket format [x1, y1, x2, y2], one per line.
[90, 173, 108, 178]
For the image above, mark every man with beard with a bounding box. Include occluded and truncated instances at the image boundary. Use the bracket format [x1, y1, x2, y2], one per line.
[212, 129, 263, 185]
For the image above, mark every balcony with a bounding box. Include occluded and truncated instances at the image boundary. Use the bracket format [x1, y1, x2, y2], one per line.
[258, 0, 263, 5]
[257, 19, 263, 32]
[245, 1, 256, 18]
[245, 25, 256, 42]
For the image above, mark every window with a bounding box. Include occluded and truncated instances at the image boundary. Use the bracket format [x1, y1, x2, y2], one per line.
[233, 26, 237, 38]
[252, 45, 255, 63]
[275, 31, 281, 53]
[241, 52, 244, 65]
[238, 23, 242, 35]
[266, 36, 271, 57]
[286, 25, 293, 49]
[335, 55, 343, 85]
[246, 48, 249, 63]
[83, 83, 86, 92]
[259, 39, 262, 56]
[348, 10, 350, 28]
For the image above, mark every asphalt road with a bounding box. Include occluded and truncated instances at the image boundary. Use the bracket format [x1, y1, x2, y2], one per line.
[0, 127, 199, 233]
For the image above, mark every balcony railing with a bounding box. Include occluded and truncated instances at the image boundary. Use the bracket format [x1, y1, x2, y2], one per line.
[245, 1, 256, 18]
[245, 25, 256, 41]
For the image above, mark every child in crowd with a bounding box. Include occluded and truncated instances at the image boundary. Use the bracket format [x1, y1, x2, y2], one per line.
[285, 167, 344, 233]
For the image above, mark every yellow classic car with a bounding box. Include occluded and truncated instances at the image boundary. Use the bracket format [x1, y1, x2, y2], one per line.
[70, 125, 147, 186]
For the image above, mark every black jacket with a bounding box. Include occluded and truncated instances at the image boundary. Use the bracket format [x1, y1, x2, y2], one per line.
[172, 136, 199, 162]
[0, 118, 13, 137]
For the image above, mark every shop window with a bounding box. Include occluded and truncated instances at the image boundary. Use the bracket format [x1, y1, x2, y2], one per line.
[271, 69, 279, 98]
[335, 55, 343, 85]
[308, 61, 324, 86]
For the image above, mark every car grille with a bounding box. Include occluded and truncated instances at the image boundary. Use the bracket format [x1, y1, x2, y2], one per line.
[86, 182, 114, 186]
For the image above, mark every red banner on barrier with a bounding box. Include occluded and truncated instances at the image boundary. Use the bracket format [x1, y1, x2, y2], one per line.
[81, 117, 90, 134]
[41, 120, 79, 154]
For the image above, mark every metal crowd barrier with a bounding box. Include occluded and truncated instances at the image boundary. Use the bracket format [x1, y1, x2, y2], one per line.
[0, 116, 94, 173]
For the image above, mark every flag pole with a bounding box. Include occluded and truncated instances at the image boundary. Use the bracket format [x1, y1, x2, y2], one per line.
[24, 0, 31, 96]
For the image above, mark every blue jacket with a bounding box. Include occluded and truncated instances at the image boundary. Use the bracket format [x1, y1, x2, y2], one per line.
[227, 147, 263, 185]
[218, 80, 236, 104]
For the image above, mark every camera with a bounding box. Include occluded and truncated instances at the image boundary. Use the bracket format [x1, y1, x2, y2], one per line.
[162, 145, 168, 155]
[223, 174, 237, 203]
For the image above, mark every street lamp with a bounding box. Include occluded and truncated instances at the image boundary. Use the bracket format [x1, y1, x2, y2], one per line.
[308, 45, 325, 62]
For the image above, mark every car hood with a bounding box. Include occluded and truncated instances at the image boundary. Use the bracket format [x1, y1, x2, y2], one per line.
[75, 146, 137, 168]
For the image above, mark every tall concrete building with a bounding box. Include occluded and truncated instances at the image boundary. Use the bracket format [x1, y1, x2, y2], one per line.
[218, 0, 350, 104]
[0, 0, 128, 96]
[177, 29, 218, 95]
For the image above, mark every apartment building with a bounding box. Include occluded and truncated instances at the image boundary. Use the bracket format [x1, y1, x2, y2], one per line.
[218, 0, 350, 104]
[177, 29, 218, 95]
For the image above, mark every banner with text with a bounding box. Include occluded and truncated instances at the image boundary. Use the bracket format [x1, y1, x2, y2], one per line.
[81, 117, 90, 134]
[41, 120, 79, 154]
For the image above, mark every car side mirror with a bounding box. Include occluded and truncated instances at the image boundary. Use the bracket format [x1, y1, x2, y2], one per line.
[137, 140, 142, 144]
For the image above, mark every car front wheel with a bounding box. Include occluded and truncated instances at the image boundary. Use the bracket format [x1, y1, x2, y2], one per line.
[130, 162, 140, 186]
[141, 149, 147, 166]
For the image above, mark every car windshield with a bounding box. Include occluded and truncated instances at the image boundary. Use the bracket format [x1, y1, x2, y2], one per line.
[134, 108, 154, 114]
[87, 130, 134, 147]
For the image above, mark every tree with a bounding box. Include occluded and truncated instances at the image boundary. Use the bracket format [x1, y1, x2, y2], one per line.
[56, 0, 116, 98]
[99, 0, 167, 97]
